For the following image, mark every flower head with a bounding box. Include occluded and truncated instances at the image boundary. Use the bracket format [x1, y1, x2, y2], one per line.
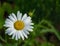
[4, 11, 34, 40]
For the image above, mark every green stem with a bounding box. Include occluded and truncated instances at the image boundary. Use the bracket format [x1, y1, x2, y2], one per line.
[53, 29, 60, 40]
[0, 36, 7, 43]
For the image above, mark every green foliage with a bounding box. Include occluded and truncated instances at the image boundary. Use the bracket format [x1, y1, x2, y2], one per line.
[0, 7, 5, 29]
[2, 2, 12, 14]
[0, 43, 3, 46]
[34, 20, 60, 40]
[41, 42, 54, 46]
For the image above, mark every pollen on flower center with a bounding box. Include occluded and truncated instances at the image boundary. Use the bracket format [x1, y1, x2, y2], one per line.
[14, 21, 25, 30]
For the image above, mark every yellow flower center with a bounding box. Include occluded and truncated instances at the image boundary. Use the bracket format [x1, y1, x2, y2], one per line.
[14, 21, 25, 30]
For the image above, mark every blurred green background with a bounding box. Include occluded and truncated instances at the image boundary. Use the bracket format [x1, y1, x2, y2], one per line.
[0, 0, 60, 46]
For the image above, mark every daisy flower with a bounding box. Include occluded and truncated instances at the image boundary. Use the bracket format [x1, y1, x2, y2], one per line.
[4, 11, 34, 40]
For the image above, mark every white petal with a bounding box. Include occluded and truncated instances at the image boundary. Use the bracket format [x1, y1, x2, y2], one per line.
[5, 21, 13, 27]
[30, 26, 34, 28]
[24, 18, 32, 25]
[5, 21, 13, 25]
[30, 23, 34, 25]
[5, 28, 12, 34]
[4, 24, 13, 28]
[27, 26, 34, 29]
[22, 31, 28, 38]
[9, 30, 15, 35]
[24, 16, 31, 19]
[27, 29, 33, 32]
[17, 11, 22, 20]
[11, 13, 17, 20]
[4, 19, 14, 28]
[26, 16, 31, 20]
[19, 31, 24, 40]
[5, 18, 13, 23]
[22, 13, 27, 20]
[15, 32, 18, 40]
[12, 32, 16, 39]
[8, 14, 16, 22]
[24, 30, 29, 35]
[30, 26, 34, 29]
[25, 23, 34, 26]
[17, 32, 20, 39]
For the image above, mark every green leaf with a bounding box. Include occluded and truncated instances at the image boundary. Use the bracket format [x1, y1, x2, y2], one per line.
[41, 42, 54, 46]
[0, 44, 3, 46]
[6, 43, 18, 46]
[40, 28, 60, 40]
[12, 5, 19, 14]
[2, 2, 12, 14]
[0, 7, 5, 29]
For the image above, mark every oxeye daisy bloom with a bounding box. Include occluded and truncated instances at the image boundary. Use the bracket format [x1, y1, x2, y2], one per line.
[4, 11, 34, 40]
